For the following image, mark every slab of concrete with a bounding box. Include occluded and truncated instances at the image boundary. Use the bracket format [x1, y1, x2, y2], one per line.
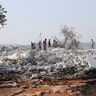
[87, 56, 96, 68]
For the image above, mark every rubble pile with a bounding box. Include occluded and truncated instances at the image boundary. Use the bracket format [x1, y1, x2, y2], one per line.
[0, 45, 96, 81]
[0, 44, 96, 95]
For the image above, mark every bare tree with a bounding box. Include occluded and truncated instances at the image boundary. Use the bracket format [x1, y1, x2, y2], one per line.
[0, 3, 7, 28]
[61, 25, 80, 49]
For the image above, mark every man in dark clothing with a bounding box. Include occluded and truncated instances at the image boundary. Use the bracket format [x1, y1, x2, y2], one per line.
[31, 42, 34, 49]
[38, 41, 42, 50]
[48, 39, 51, 47]
[91, 39, 95, 49]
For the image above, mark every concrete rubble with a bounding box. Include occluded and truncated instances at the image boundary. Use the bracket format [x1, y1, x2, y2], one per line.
[0, 44, 96, 95]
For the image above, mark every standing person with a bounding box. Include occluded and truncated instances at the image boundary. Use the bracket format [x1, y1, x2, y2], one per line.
[48, 39, 51, 47]
[38, 40, 42, 50]
[33, 42, 36, 49]
[31, 42, 34, 49]
[43, 38, 47, 50]
[91, 39, 95, 49]
[53, 39, 57, 47]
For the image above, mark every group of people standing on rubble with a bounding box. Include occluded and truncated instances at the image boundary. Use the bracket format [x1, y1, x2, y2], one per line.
[31, 38, 57, 51]
[31, 38, 96, 50]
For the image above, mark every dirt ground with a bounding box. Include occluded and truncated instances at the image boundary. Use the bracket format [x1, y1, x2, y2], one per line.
[0, 78, 96, 96]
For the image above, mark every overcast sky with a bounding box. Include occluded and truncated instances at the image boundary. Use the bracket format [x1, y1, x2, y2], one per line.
[0, 0, 96, 45]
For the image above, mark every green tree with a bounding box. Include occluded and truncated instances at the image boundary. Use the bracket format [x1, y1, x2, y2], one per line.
[0, 3, 7, 28]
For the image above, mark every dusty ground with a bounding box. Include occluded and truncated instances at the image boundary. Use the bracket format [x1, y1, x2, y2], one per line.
[0, 78, 96, 96]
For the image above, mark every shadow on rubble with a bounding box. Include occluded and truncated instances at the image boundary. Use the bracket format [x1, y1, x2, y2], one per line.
[83, 68, 96, 79]
[0, 65, 19, 82]
[67, 68, 96, 96]
[68, 79, 96, 96]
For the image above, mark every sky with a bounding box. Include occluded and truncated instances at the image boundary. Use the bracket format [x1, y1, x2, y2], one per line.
[0, 0, 96, 45]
